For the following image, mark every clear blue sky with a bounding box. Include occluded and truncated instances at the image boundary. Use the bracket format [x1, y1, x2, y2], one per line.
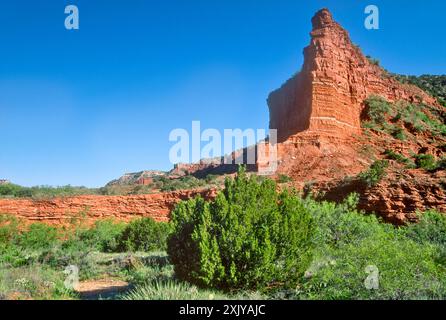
[1, 0, 445, 187]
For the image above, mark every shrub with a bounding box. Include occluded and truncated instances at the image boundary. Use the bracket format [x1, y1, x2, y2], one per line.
[304, 193, 388, 248]
[277, 174, 293, 183]
[391, 127, 406, 140]
[168, 166, 315, 290]
[205, 174, 219, 184]
[384, 150, 410, 164]
[77, 219, 125, 252]
[0, 184, 26, 197]
[414, 154, 438, 171]
[364, 96, 392, 123]
[117, 218, 172, 252]
[0, 215, 20, 244]
[358, 160, 389, 187]
[437, 158, 446, 170]
[18, 224, 59, 251]
[295, 201, 446, 300]
[0, 264, 75, 300]
[299, 235, 446, 300]
[0, 183, 100, 199]
[405, 211, 446, 246]
[366, 56, 380, 67]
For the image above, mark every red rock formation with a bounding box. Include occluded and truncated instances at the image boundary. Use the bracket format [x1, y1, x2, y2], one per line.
[135, 177, 153, 186]
[313, 168, 446, 225]
[269, 8, 438, 143]
[263, 8, 446, 222]
[261, 8, 442, 185]
[0, 189, 217, 226]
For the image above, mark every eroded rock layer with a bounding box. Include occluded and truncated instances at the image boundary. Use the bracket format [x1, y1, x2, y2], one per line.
[0, 189, 217, 225]
[269, 8, 438, 143]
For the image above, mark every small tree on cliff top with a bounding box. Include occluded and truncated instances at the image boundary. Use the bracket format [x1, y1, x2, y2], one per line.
[167, 166, 315, 290]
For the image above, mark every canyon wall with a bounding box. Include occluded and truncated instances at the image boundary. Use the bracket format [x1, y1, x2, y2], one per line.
[261, 8, 442, 184]
[0, 189, 217, 225]
[268, 8, 438, 143]
[1, 9, 443, 226]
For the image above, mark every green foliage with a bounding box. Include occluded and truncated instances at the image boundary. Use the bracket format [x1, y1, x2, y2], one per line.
[414, 154, 438, 171]
[18, 224, 59, 251]
[393, 74, 446, 103]
[0, 174, 221, 198]
[168, 166, 315, 290]
[117, 218, 172, 252]
[0, 184, 26, 197]
[205, 174, 219, 184]
[291, 199, 446, 300]
[0, 215, 20, 244]
[300, 235, 446, 300]
[366, 55, 380, 67]
[121, 279, 226, 300]
[405, 210, 446, 246]
[2, 195, 446, 300]
[77, 219, 126, 252]
[0, 184, 98, 199]
[362, 94, 446, 142]
[364, 95, 392, 123]
[390, 127, 406, 140]
[277, 174, 293, 183]
[0, 264, 75, 300]
[304, 194, 388, 248]
[358, 160, 389, 187]
[384, 149, 410, 165]
[153, 175, 212, 192]
[399, 103, 446, 136]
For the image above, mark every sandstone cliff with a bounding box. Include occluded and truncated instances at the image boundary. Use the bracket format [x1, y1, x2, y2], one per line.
[0, 189, 217, 225]
[267, 8, 445, 223]
[269, 8, 438, 143]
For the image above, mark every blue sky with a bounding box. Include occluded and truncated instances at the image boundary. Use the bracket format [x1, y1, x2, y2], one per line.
[1, 0, 445, 187]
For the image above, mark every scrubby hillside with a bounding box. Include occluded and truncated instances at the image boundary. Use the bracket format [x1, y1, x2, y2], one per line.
[314, 93, 446, 224]
[264, 9, 446, 223]
[393, 75, 446, 106]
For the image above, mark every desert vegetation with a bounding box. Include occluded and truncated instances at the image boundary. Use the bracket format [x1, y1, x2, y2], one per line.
[361, 95, 446, 174]
[362, 95, 446, 138]
[393, 74, 446, 106]
[1, 167, 445, 300]
[0, 175, 220, 199]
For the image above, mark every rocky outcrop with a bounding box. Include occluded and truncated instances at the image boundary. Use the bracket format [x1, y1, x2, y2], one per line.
[265, 8, 445, 222]
[268, 8, 438, 143]
[314, 169, 446, 225]
[106, 171, 166, 186]
[0, 189, 217, 225]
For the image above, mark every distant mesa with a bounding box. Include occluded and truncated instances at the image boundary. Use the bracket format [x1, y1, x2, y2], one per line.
[106, 170, 166, 186]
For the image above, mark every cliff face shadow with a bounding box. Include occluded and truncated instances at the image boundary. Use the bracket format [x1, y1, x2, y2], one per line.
[268, 71, 313, 143]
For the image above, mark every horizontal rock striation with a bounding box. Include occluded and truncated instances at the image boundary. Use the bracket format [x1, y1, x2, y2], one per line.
[0, 189, 217, 225]
[268, 8, 438, 143]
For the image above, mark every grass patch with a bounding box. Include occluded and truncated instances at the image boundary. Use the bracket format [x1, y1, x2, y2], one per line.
[358, 160, 389, 187]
